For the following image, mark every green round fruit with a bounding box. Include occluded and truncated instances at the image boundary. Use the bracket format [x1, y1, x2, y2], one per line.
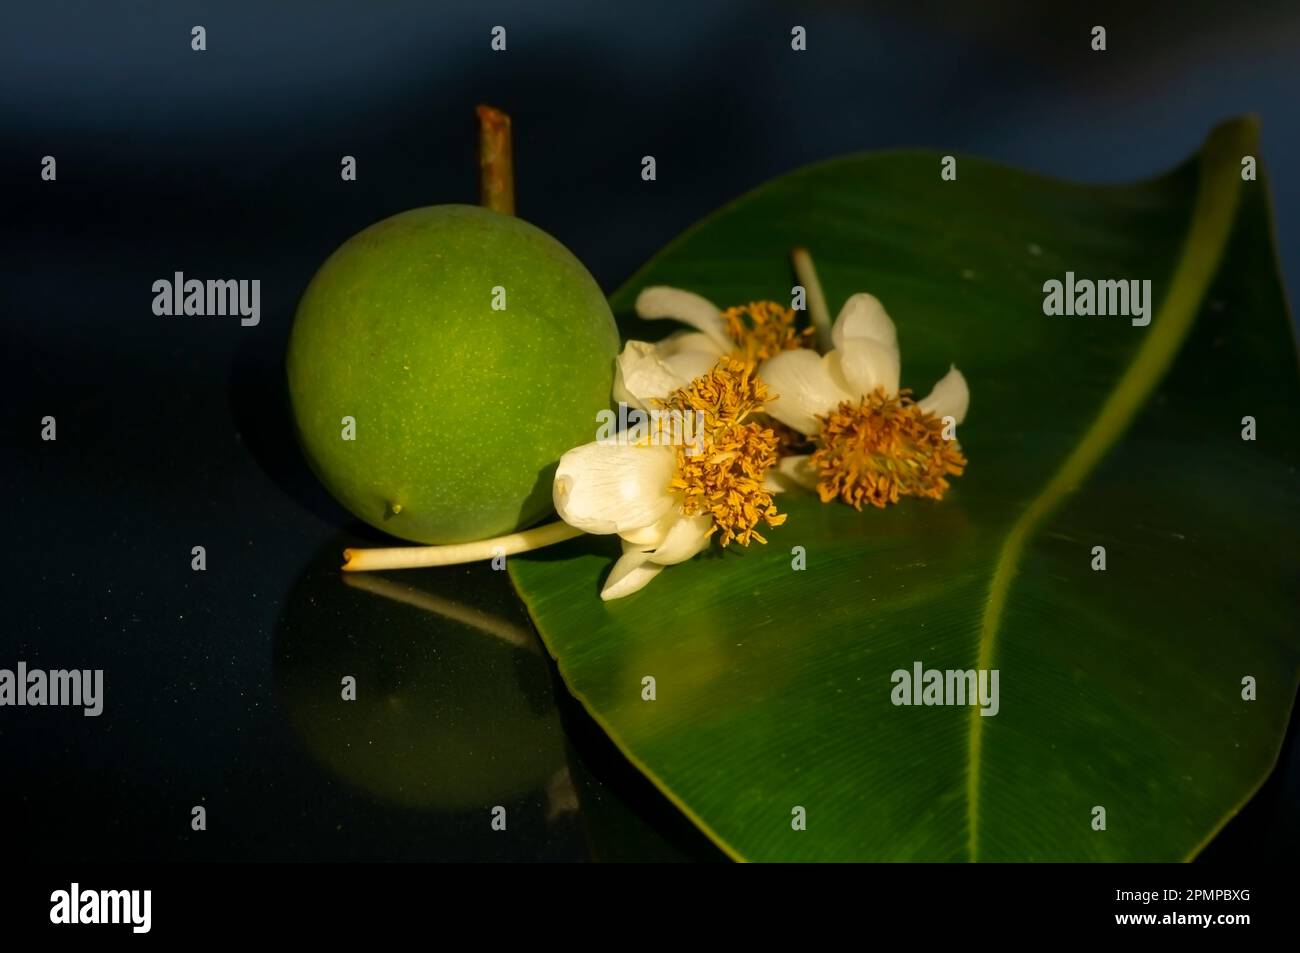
[288, 204, 618, 543]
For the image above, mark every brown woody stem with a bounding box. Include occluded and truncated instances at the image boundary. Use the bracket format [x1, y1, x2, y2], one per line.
[476, 104, 515, 215]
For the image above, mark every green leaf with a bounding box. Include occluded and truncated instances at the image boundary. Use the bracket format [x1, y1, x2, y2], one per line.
[509, 118, 1300, 861]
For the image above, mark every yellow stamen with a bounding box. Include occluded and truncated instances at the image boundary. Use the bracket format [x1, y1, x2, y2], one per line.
[720, 301, 814, 362]
[656, 357, 786, 546]
[813, 388, 967, 510]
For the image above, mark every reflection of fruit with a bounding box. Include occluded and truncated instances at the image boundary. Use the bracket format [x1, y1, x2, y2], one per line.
[287, 204, 618, 544]
[275, 551, 566, 812]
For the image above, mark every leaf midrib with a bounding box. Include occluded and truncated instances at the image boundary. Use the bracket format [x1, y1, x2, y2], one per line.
[964, 118, 1258, 861]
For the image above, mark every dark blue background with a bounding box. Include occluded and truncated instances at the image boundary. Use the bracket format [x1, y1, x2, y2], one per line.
[2, 0, 1296, 861]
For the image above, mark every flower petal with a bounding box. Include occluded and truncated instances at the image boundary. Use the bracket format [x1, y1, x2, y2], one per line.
[600, 551, 664, 601]
[613, 340, 691, 410]
[917, 365, 970, 425]
[658, 330, 722, 358]
[619, 509, 679, 547]
[759, 348, 851, 435]
[635, 286, 731, 351]
[764, 453, 819, 493]
[661, 348, 720, 386]
[831, 335, 901, 398]
[831, 292, 898, 353]
[645, 513, 714, 565]
[553, 442, 677, 535]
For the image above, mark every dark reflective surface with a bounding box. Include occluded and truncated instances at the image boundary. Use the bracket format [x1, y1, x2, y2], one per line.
[270, 537, 721, 860]
[276, 543, 578, 858]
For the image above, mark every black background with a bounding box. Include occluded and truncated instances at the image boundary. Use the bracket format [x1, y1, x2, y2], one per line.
[3, 0, 1297, 861]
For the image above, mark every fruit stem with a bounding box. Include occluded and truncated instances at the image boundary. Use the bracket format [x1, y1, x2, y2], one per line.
[792, 247, 833, 350]
[476, 104, 515, 215]
[341, 519, 583, 572]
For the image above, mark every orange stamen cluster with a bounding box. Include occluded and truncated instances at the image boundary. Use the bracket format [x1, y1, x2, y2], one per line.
[813, 388, 966, 510]
[721, 301, 814, 362]
[657, 357, 786, 546]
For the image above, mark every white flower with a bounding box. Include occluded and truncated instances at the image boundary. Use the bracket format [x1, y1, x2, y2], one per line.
[553, 442, 716, 600]
[613, 288, 729, 410]
[554, 357, 785, 600]
[759, 292, 970, 505]
[615, 286, 811, 410]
